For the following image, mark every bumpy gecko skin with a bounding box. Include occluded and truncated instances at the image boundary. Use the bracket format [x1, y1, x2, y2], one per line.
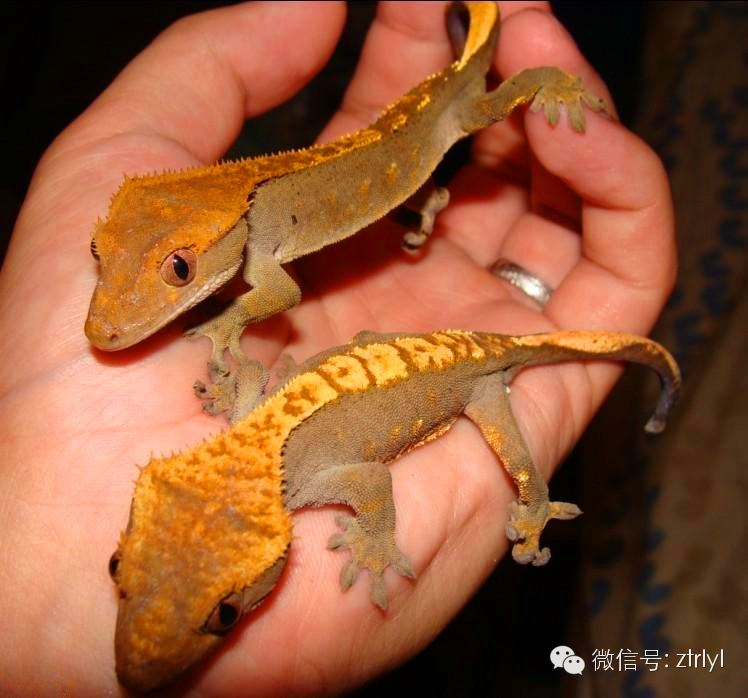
[110, 330, 680, 693]
[85, 2, 609, 418]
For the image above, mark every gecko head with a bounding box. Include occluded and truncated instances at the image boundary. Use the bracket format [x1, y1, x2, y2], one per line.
[85, 166, 252, 351]
[110, 455, 291, 693]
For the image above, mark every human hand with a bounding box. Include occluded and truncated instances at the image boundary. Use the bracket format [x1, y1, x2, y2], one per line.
[0, 2, 674, 695]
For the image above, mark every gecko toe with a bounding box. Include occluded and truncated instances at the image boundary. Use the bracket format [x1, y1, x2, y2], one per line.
[549, 502, 583, 520]
[274, 352, 299, 383]
[328, 515, 413, 608]
[193, 359, 269, 422]
[506, 499, 581, 565]
[340, 559, 361, 592]
[532, 547, 551, 566]
[505, 521, 520, 542]
[527, 69, 611, 133]
[202, 401, 225, 417]
[369, 575, 388, 611]
[392, 552, 416, 580]
[327, 532, 347, 550]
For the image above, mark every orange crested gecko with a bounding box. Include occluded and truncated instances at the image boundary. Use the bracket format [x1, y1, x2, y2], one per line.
[110, 329, 680, 693]
[85, 2, 608, 419]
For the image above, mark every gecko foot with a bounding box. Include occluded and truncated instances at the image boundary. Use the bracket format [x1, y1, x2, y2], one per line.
[273, 352, 299, 384]
[401, 185, 450, 254]
[529, 69, 609, 133]
[505, 500, 582, 566]
[328, 514, 415, 610]
[351, 330, 380, 344]
[194, 358, 269, 423]
[184, 313, 234, 352]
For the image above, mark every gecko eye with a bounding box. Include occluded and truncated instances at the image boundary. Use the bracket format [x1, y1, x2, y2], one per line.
[203, 592, 243, 635]
[161, 248, 197, 286]
[90, 238, 100, 261]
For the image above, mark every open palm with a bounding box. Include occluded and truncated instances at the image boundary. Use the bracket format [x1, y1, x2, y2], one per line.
[0, 2, 674, 695]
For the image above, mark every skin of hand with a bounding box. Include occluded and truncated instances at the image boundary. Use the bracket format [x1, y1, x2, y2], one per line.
[0, 2, 675, 696]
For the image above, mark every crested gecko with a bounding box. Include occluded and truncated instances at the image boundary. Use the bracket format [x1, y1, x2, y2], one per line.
[110, 329, 680, 693]
[85, 2, 608, 418]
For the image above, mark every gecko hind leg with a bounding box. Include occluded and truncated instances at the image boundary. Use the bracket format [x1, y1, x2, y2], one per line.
[463, 66, 610, 134]
[273, 352, 300, 384]
[505, 499, 582, 566]
[464, 372, 582, 565]
[395, 178, 450, 254]
[286, 461, 415, 610]
[194, 357, 269, 423]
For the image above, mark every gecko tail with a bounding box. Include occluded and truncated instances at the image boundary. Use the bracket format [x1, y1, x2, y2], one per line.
[446, 2, 469, 59]
[502, 330, 682, 435]
[448, 1, 500, 70]
[643, 375, 678, 434]
[644, 414, 666, 435]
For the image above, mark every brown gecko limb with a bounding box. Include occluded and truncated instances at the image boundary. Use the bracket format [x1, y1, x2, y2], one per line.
[399, 178, 450, 254]
[464, 372, 581, 565]
[273, 352, 300, 384]
[462, 65, 610, 134]
[187, 246, 301, 415]
[286, 461, 415, 610]
[351, 330, 381, 344]
[195, 358, 270, 423]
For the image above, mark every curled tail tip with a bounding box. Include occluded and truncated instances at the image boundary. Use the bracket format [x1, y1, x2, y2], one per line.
[644, 416, 667, 435]
[645, 369, 680, 435]
[644, 388, 679, 434]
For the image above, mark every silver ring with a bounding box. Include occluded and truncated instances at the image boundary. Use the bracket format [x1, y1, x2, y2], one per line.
[491, 260, 553, 307]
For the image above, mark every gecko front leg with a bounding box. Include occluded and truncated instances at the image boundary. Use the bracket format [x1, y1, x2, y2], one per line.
[286, 461, 415, 610]
[189, 245, 301, 417]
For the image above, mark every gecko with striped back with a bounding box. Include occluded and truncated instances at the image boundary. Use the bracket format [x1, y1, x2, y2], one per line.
[110, 329, 680, 693]
[84, 1, 609, 420]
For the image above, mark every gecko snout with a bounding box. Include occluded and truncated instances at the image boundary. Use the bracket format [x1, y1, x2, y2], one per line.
[84, 315, 123, 350]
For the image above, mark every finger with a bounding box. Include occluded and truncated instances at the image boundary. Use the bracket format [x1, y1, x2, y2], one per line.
[486, 12, 674, 455]
[434, 163, 530, 266]
[493, 7, 617, 128]
[505, 9, 615, 224]
[499, 1, 552, 18]
[50, 2, 346, 167]
[322, 2, 553, 141]
[419, 4, 601, 273]
[493, 212, 582, 289]
[492, 9, 674, 330]
[444, 8, 674, 464]
[24, 2, 346, 255]
[318, 2, 552, 266]
[320, 1, 454, 140]
[472, 161, 583, 297]
[544, 126, 676, 332]
[473, 7, 615, 230]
